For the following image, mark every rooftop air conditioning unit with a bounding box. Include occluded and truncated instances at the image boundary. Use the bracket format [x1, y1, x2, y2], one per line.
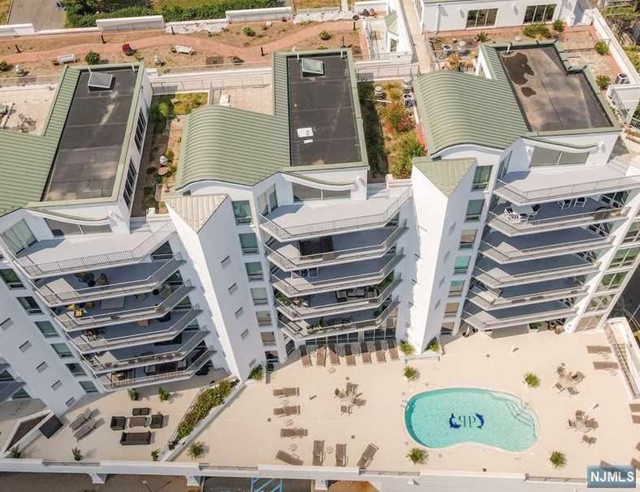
[615, 73, 630, 85]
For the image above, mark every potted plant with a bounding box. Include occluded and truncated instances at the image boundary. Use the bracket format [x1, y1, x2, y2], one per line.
[249, 365, 264, 381]
[524, 372, 540, 388]
[407, 447, 427, 464]
[319, 30, 331, 41]
[188, 441, 205, 459]
[158, 387, 170, 401]
[426, 338, 440, 352]
[399, 340, 415, 355]
[151, 449, 160, 461]
[549, 451, 566, 468]
[84, 51, 101, 65]
[9, 447, 22, 458]
[71, 447, 83, 461]
[128, 388, 139, 401]
[404, 365, 419, 381]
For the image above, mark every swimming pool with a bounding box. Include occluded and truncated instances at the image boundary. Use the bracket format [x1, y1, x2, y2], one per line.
[405, 388, 538, 452]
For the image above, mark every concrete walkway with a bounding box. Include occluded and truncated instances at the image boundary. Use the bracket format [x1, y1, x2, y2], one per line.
[399, 0, 431, 73]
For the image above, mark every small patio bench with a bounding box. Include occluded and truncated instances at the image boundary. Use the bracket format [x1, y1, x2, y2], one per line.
[276, 450, 303, 466]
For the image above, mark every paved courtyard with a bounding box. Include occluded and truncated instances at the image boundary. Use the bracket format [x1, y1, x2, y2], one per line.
[8, 0, 65, 30]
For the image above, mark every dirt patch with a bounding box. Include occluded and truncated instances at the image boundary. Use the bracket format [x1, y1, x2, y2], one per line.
[294, 0, 340, 10]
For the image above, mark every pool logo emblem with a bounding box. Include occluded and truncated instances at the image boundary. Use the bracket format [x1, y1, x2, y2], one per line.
[449, 412, 485, 429]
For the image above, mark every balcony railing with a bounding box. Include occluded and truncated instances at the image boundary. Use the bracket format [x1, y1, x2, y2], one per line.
[58, 282, 194, 331]
[467, 284, 587, 310]
[473, 261, 600, 288]
[279, 300, 398, 340]
[481, 236, 612, 263]
[272, 254, 403, 297]
[101, 349, 214, 391]
[259, 188, 411, 241]
[265, 226, 407, 271]
[16, 222, 175, 278]
[37, 258, 184, 306]
[487, 207, 628, 236]
[463, 306, 576, 331]
[275, 278, 401, 320]
[85, 329, 208, 374]
[71, 307, 201, 353]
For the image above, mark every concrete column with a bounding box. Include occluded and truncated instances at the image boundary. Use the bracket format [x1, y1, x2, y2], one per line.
[89, 473, 107, 484]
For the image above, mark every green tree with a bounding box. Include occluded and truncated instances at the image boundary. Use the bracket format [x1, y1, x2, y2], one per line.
[84, 51, 101, 65]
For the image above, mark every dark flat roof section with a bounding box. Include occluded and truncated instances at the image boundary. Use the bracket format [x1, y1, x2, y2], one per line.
[43, 67, 138, 201]
[287, 53, 361, 166]
[499, 46, 613, 132]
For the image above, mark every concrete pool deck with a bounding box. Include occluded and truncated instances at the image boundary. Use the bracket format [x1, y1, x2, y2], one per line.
[175, 329, 640, 478]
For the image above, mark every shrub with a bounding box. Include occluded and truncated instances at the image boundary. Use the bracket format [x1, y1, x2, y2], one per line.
[549, 451, 566, 468]
[0, 60, 9, 71]
[84, 51, 101, 65]
[524, 372, 540, 388]
[128, 388, 139, 401]
[407, 447, 427, 464]
[522, 23, 551, 39]
[594, 41, 609, 56]
[552, 19, 565, 33]
[391, 133, 425, 179]
[399, 340, 415, 355]
[319, 30, 331, 41]
[596, 74, 611, 91]
[151, 449, 160, 461]
[175, 379, 235, 441]
[474, 31, 490, 43]
[426, 338, 440, 352]
[404, 365, 419, 381]
[71, 447, 83, 461]
[249, 365, 264, 381]
[158, 387, 170, 401]
[165, 149, 175, 162]
[243, 26, 256, 37]
[188, 441, 205, 459]
[382, 103, 414, 133]
[231, 56, 244, 64]
[9, 447, 22, 458]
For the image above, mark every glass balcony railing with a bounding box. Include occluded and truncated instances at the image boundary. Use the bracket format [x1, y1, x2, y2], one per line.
[467, 283, 587, 310]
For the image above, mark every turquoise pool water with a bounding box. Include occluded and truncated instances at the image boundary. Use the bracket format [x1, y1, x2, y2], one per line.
[405, 388, 538, 452]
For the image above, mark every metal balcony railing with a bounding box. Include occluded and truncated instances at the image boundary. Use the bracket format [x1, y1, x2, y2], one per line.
[473, 261, 600, 288]
[58, 282, 194, 331]
[37, 258, 184, 306]
[463, 306, 576, 331]
[481, 236, 612, 263]
[71, 307, 201, 353]
[272, 254, 403, 297]
[487, 207, 628, 236]
[467, 284, 587, 310]
[101, 349, 214, 391]
[16, 222, 175, 277]
[279, 300, 398, 340]
[259, 188, 412, 241]
[275, 278, 401, 320]
[265, 226, 407, 271]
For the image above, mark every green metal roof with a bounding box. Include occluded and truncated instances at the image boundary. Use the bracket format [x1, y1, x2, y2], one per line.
[384, 11, 399, 36]
[412, 157, 475, 197]
[414, 46, 529, 155]
[0, 67, 80, 217]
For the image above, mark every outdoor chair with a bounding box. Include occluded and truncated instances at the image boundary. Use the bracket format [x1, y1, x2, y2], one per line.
[299, 346, 311, 368]
[341, 405, 352, 415]
[567, 419, 576, 429]
[346, 382, 358, 395]
[313, 440, 325, 466]
[129, 416, 148, 428]
[576, 410, 585, 420]
[554, 382, 564, 392]
[357, 443, 379, 469]
[345, 344, 356, 366]
[328, 343, 340, 366]
[276, 450, 303, 466]
[69, 408, 91, 431]
[374, 341, 386, 363]
[316, 346, 327, 367]
[150, 414, 164, 429]
[568, 387, 579, 396]
[360, 342, 372, 364]
[110, 416, 126, 431]
[74, 419, 96, 441]
[335, 443, 347, 467]
[582, 435, 596, 445]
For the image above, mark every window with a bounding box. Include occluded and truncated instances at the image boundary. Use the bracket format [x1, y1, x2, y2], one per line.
[221, 255, 231, 267]
[524, 4, 556, 22]
[459, 230, 477, 249]
[12, 388, 30, 400]
[454, 256, 471, 274]
[232, 201, 253, 225]
[603, 191, 629, 208]
[465, 200, 484, 222]
[241, 329, 250, 339]
[18, 297, 41, 314]
[65, 397, 76, 407]
[123, 159, 138, 208]
[611, 248, 640, 268]
[599, 272, 627, 291]
[441, 322, 455, 335]
[0, 370, 14, 382]
[245, 262, 263, 281]
[444, 302, 460, 316]
[36, 321, 57, 338]
[472, 166, 492, 191]
[530, 147, 588, 167]
[261, 331, 276, 346]
[586, 295, 614, 312]
[1, 219, 36, 255]
[19, 341, 32, 352]
[134, 109, 147, 152]
[0, 269, 23, 289]
[228, 282, 238, 294]
[256, 311, 272, 326]
[45, 220, 112, 237]
[36, 362, 48, 373]
[151, 242, 173, 260]
[257, 186, 279, 216]
[0, 318, 13, 330]
[466, 8, 498, 28]
[239, 233, 259, 254]
[448, 280, 465, 297]
[51, 343, 73, 359]
[234, 307, 244, 318]
[292, 183, 350, 202]
[51, 380, 62, 391]
[66, 363, 86, 376]
[251, 287, 268, 305]
[624, 221, 640, 244]
[80, 381, 98, 394]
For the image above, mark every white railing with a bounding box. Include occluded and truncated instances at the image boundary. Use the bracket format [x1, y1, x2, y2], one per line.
[473, 261, 600, 287]
[481, 235, 612, 262]
[464, 306, 576, 331]
[468, 284, 587, 309]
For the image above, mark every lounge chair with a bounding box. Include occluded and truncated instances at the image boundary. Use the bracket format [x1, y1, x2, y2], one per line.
[313, 440, 325, 466]
[316, 346, 327, 367]
[360, 342, 372, 364]
[132, 407, 151, 416]
[567, 387, 579, 396]
[630, 403, 640, 412]
[69, 409, 91, 431]
[284, 387, 299, 397]
[345, 344, 356, 366]
[276, 450, 303, 466]
[300, 346, 311, 368]
[328, 343, 340, 366]
[110, 416, 126, 431]
[280, 428, 307, 438]
[119, 431, 152, 446]
[278, 405, 300, 416]
[357, 443, 379, 469]
[593, 361, 619, 370]
[632, 458, 640, 470]
[335, 443, 347, 467]
[582, 435, 596, 445]
[74, 418, 96, 440]
[632, 415, 640, 424]
[273, 389, 286, 397]
[587, 345, 612, 354]
[554, 382, 564, 392]
[387, 340, 400, 360]
[150, 414, 164, 429]
[341, 405, 352, 415]
[374, 341, 386, 363]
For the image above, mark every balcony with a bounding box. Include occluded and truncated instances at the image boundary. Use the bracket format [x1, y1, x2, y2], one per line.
[464, 301, 576, 331]
[100, 348, 214, 391]
[36, 258, 184, 306]
[481, 229, 612, 263]
[266, 226, 406, 271]
[474, 256, 600, 289]
[275, 277, 401, 320]
[14, 221, 175, 278]
[56, 282, 194, 331]
[259, 188, 411, 241]
[493, 161, 640, 205]
[272, 253, 403, 297]
[467, 279, 587, 310]
[487, 201, 628, 236]
[84, 328, 208, 374]
[69, 307, 201, 353]
[279, 301, 398, 340]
